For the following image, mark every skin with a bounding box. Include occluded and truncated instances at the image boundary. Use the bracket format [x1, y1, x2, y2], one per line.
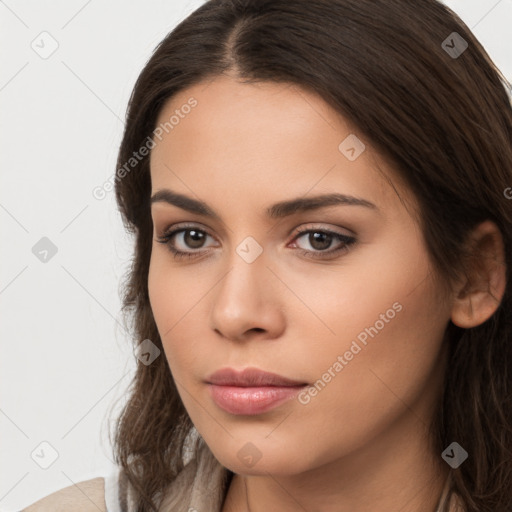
[147, 74, 506, 512]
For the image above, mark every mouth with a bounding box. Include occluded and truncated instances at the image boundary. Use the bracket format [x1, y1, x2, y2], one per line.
[205, 367, 308, 415]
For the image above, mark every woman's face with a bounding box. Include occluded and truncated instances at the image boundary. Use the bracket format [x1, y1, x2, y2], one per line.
[148, 75, 453, 476]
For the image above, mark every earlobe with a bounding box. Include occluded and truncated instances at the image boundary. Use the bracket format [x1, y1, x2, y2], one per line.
[450, 220, 507, 329]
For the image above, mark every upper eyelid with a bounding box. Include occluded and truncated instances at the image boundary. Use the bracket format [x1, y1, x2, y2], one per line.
[159, 222, 216, 239]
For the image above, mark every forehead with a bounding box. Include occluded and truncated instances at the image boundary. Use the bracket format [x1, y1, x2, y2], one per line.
[149, 75, 415, 219]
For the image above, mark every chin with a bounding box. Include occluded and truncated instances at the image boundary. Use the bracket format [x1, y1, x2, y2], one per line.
[210, 441, 315, 477]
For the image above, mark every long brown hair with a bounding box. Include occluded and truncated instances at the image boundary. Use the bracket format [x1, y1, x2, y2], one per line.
[111, 1, 512, 510]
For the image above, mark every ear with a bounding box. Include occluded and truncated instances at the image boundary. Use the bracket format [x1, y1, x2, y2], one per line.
[450, 220, 507, 329]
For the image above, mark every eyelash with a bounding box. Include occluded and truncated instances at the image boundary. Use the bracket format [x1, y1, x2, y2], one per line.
[155, 223, 357, 261]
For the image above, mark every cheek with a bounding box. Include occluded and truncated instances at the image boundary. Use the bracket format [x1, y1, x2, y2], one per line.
[148, 258, 181, 354]
[311, 283, 448, 426]
[147, 257, 208, 374]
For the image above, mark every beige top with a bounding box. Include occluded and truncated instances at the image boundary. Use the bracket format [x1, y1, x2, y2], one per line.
[104, 439, 463, 511]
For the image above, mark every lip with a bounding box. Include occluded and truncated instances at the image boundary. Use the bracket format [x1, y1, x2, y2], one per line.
[205, 367, 308, 415]
[205, 367, 307, 387]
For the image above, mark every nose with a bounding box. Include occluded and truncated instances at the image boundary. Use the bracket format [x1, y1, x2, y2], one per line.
[209, 247, 286, 342]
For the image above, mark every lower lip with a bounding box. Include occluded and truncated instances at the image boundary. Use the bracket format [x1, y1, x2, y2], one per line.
[207, 384, 306, 415]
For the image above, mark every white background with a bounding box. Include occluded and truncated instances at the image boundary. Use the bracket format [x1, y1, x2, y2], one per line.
[1, 1, 511, 510]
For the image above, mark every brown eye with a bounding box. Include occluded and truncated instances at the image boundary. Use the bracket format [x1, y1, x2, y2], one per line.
[304, 231, 333, 251]
[156, 226, 216, 260]
[181, 229, 207, 249]
[290, 227, 357, 260]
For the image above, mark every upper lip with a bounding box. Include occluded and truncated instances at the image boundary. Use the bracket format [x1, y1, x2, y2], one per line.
[206, 367, 307, 387]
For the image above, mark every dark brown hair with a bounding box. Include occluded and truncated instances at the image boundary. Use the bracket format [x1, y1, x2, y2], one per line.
[111, 0, 512, 510]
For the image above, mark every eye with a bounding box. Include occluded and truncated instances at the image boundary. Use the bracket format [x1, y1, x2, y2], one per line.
[155, 223, 357, 261]
[155, 223, 217, 260]
[289, 226, 356, 260]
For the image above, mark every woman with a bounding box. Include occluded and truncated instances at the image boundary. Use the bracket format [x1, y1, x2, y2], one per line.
[23, 0, 512, 511]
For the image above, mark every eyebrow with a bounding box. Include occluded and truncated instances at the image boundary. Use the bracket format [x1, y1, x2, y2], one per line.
[150, 188, 379, 220]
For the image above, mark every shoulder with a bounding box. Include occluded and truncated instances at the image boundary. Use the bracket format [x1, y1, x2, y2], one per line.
[22, 476, 106, 512]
